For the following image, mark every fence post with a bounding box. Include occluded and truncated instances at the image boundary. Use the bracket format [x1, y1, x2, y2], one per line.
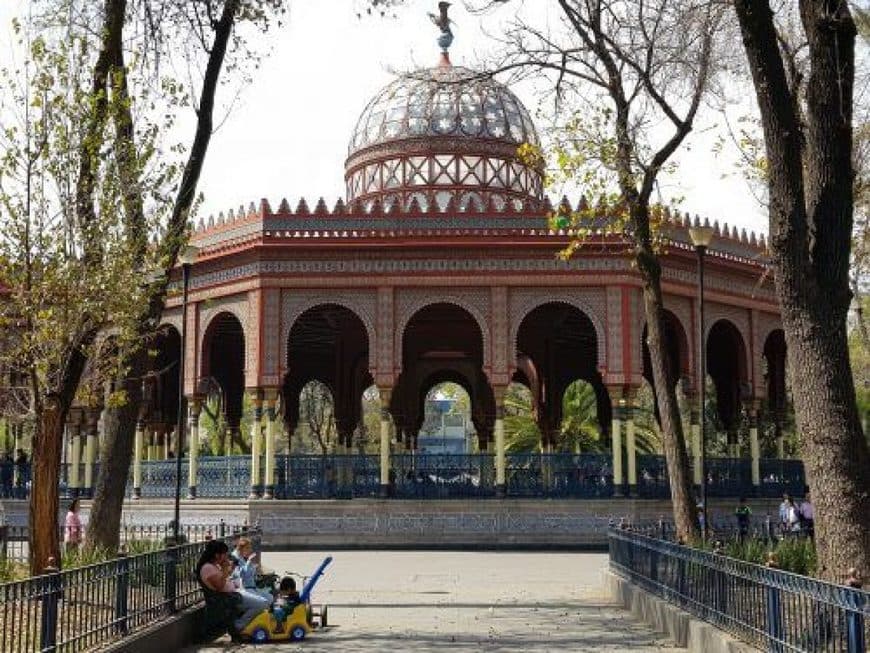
[846, 569, 865, 653]
[114, 550, 130, 635]
[764, 561, 784, 653]
[163, 547, 177, 614]
[219, 519, 226, 539]
[39, 558, 61, 652]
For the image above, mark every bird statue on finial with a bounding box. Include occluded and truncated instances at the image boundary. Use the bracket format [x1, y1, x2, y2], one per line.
[428, 2, 454, 56]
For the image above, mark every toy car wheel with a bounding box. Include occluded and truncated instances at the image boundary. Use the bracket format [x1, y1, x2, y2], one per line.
[320, 605, 328, 628]
[290, 625, 306, 641]
[251, 627, 269, 643]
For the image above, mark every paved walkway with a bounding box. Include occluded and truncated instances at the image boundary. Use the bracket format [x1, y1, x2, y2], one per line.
[186, 551, 678, 652]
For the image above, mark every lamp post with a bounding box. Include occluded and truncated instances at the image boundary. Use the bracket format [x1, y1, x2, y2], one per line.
[173, 244, 199, 544]
[689, 223, 714, 540]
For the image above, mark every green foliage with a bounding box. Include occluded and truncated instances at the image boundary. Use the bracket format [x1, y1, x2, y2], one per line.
[712, 537, 817, 577]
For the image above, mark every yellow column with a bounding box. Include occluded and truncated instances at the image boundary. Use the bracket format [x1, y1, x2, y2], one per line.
[133, 417, 145, 499]
[625, 403, 637, 496]
[262, 390, 278, 499]
[379, 388, 392, 497]
[494, 386, 506, 497]
[249, 391, 263, 499]
[609, 389, 623, 496]
[749, 402, 761, 489]
[83, 410, 98, 497]
[68, 410, 83, 498]
[691, 409, 702, 486]
[188, 398, 201, 499]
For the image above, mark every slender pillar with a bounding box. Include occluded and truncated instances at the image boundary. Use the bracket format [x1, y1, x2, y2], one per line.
[146, 426, 157, 461]
[249, 391, 263, 499]
[749, 403, 761, 491]
[68, 411, 83, 498]
[83, 411, 98, 498]
[690, 409, 702, 486]
[494, 386, 506, 498]
[379, 388, 392, 498]
[262, 390, 278, 499]
[609, 389, 624, 496]
[133, 417, 145, 499]
[188, 398, 201, 498]
[625, 403, 637, 497]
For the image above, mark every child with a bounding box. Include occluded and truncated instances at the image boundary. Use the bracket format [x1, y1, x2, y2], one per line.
[231, 537, 272, 600]
[272, 577, 302, 633]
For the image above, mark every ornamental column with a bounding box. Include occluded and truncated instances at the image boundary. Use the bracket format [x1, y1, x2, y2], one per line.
[624, 393, 638, 497]
[748, 401, 761, 491]
[67, 409, 83, 498]
[188, 397, 202, 499]
[378, 387, 393, 498]
[262, 389, 279, 499]
[82, 409, 99, 498]
[608, 387, 624, 496]
[249, 391, 263, 499]
[133, 416, 145, 499]
[494, 386, 507, 498]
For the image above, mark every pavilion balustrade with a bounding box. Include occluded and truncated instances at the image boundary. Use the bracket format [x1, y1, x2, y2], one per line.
[392, 453, 495, 498]
[104, 454, 807, 500]
[506, 453, 613, 498]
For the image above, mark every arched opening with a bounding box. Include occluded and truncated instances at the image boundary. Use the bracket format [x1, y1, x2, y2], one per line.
[641, 310, 690, 424]
[515, 302, 607, 449]
[762, 329, 793, 457]
[293, 380, 337, 455]
[396, 303, 490, 450]
[201, 312, 246, 454]
[283, 304, 370, 450]
[418, 382, 474, 454]
[706, 319, 749, 453]
[151, 325, 181, 429]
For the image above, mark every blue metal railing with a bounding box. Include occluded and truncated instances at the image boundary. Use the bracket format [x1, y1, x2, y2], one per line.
[609, 528, 868, 652]
[507, 453, 613, 498]
[4, 455, 808, 501]
[392, 453, 495, 498]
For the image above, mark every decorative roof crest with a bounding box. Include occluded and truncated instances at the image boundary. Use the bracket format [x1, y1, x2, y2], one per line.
[428, 2, 453, 62]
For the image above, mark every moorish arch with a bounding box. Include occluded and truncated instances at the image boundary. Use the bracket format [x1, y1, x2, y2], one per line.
[763, 328, 787, 414]
[509, 293, 607, 373]
[395, 293, 491, 371]
[283, 304, 371, 447]
[641, 309, 691, 422]
[150, 325, 182, 426]
[396, 303, 492, 447]
[706, 319, 750, 444]
[200, 311, 247, 432]
[515, 302, 606, 449]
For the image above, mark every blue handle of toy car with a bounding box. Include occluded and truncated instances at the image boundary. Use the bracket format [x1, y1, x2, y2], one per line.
[299, 556, 332, 603]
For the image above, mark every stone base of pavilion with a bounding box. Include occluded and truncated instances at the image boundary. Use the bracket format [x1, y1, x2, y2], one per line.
[0, 496, 787, 549]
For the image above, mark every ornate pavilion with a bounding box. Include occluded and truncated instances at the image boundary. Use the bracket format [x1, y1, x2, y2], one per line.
[59, 24, 794, 502]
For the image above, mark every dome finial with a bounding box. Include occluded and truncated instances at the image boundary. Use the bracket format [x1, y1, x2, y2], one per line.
[428, 2, 453, 65]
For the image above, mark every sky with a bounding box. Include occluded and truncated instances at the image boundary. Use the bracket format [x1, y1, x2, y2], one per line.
[0, 0, 769, 235]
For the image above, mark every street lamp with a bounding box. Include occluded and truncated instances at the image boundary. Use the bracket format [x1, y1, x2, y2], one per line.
[173, 244, 199, 544]
[688, 223, 714, 540]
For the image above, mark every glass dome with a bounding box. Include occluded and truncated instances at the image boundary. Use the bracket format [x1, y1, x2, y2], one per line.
[348, 65, 540, 155]
[345, 64, 544, 213]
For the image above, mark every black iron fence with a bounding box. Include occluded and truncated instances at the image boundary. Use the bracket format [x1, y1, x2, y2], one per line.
[0, 525, 258, 652]
[0, 521, 247, 566]
[609, 528, 868, 652]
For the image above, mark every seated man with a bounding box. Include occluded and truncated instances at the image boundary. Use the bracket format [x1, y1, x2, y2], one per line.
[272, 577, 302, 633]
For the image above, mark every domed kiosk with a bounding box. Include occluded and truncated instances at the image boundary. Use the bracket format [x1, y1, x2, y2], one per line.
[345, 61, 543, 212]
[104, 4, 793, 514]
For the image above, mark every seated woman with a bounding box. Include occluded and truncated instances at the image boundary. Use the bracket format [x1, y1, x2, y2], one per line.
[197, 540, 270, 633]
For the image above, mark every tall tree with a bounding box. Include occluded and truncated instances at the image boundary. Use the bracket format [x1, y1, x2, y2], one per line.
[732, 0, 870, 581]
[486, 0, 724, 540]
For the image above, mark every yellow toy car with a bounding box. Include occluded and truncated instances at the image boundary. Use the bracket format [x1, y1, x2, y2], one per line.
[239, 556, 332, 643]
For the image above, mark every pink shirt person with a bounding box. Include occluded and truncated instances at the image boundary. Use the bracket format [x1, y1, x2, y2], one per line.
[64, 499, 83, 549]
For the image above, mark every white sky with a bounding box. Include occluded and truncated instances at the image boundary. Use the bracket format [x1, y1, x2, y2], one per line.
[0, 0, 769, 235]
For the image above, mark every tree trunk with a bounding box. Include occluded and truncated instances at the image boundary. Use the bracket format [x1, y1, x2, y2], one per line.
[636, 238, 700, 543]
[29, 402, 65, 575]
[779, 287, 870, 580]
[733, 0, 870, 581]
[85, 350, 145, 551]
